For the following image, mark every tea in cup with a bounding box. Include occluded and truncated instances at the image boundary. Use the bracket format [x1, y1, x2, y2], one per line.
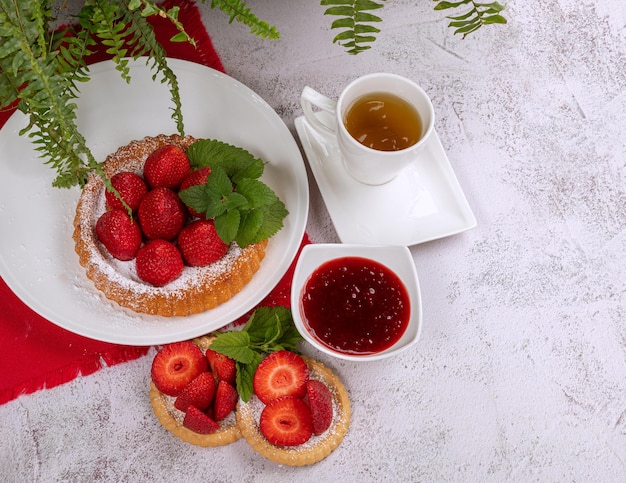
[301, 73, 434, 185]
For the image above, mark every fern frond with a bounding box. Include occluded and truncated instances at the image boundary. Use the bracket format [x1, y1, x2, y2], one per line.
[76, 1, 186, 136]
[321, 0, 384, 55]
[128, 0, 196, 45]
[0, 0, 99, 187]
[120, 0, 185, 135]
[205, 0, 280, 40]
[434, 1, 507, 38]
[51, 27, 95, 90]
[79, 1, 132, 81]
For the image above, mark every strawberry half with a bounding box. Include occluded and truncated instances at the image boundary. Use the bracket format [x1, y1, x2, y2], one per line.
[259, 396, 313, 446]
[179, 166, 211, 218]
[136, 239, 184, 287]
[174, 371, 216, 413]
[183, 406, 220, 435]
[95, 209, 142, 261]
[205, 349, 236, 386]
[138, 187, 187, 241]
[151, 341, 208, 396]
[213, 380, 238, 422]
[105, 171, 148, 212]
[177, 219, 228, 267]
[253, 350, 309, 405]
[304, 380, 333, 435]
[143, 144, 190, 190]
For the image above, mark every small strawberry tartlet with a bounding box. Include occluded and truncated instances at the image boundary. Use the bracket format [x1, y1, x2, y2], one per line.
[72, 134, 268, 316]
[149, 339, 351, 465]
[237, 353, 351, 466]
[149, 336, 243, 447]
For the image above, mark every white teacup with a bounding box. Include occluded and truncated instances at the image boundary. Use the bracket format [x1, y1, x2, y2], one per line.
[301, 73, 435, 185]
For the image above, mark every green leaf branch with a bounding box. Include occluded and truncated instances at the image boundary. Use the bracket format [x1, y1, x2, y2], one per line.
[1, 0, 506, 190]
[209, 306, 303, 402]
[204, 0, 280, 40]
[179, 139, 288, 247]
[322, 0, 385, 55]
[434, 1, 507, 38]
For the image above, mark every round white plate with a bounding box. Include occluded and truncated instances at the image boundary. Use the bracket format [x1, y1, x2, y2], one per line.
[0, 58, 308, 345]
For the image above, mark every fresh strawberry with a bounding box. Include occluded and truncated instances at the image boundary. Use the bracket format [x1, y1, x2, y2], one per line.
[151, 341, 208, 396]
[205, 348, 236, 385]
[143, 144, 190, 190]
[304, 380, 333, 435]
[179, 167, 211, 218]
[174, 371, 216, 413]
[259, 396, 313, 446]
[104, 171, 148, 212]
[253, 350, 309, 405]
[95, 209, 142, 261]
[136, 239, 184, 286]
[183, 406, 219, 435]
[213, 380, 238, 421]
[177, 219, 228, 267]
[138, 187, 187, 241]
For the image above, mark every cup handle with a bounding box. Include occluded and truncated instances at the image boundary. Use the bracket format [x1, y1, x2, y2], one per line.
[301, 86, 337, 135]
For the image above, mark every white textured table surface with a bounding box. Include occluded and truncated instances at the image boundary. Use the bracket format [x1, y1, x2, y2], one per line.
[2, 1, 626, 481]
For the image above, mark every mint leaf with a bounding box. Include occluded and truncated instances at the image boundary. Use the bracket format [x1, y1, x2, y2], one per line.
[180, 139, 288, 246]
[254, 200, 288, 241]
[209, 331, 256, 364]
[215, 208, 240, 244]
[210, 307, 303, 401]
[235, 353, 264, 402]
[187, 139, 264, 179]
[178, 165, 232, 219]
[277, 322, 302, 352]
[178, 184, 223, 219]
[237, 178, 279, 208]
[235, 209, 263, 247]
[223, 191, 249, 211]
[243, 306, 294, 344]
[205, 165, 232, 197]
[232, 159, 264, 184]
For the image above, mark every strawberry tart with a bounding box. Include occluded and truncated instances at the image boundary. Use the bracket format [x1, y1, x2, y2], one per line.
[73, 134, 267, 316]
[236, 351, 351, 466]
[149, 339, 351, 465]
[149, 336, 242, 447]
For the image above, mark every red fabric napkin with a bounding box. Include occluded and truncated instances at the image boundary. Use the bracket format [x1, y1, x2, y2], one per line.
[0, 0, 309, 405]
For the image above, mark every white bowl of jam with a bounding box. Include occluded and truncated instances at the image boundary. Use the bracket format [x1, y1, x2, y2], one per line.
[291, 244, 422, 361]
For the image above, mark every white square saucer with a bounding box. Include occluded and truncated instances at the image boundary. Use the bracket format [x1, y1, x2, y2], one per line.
[294, 113, 477, 246]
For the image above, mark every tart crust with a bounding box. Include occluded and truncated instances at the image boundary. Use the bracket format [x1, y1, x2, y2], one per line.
[149, 336, 242, 447]
[236, 356, 351, 466]
[72, 134, 267, 316]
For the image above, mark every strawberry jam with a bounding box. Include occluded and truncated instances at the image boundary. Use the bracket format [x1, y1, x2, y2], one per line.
[300, 257, 410, 355]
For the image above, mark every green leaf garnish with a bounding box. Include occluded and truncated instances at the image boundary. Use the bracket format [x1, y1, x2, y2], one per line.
[209, 331, 256, 364]
[215, 209, 241, 244]
[237, 178, 279, 208]
[210, 306, 303, 402]
[179, 139, 288, 247]
[235, 356, 263, 403]
[186, 139, 264, 179]
[433, 0, 507, 38]
[236, 209, 264, 247]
